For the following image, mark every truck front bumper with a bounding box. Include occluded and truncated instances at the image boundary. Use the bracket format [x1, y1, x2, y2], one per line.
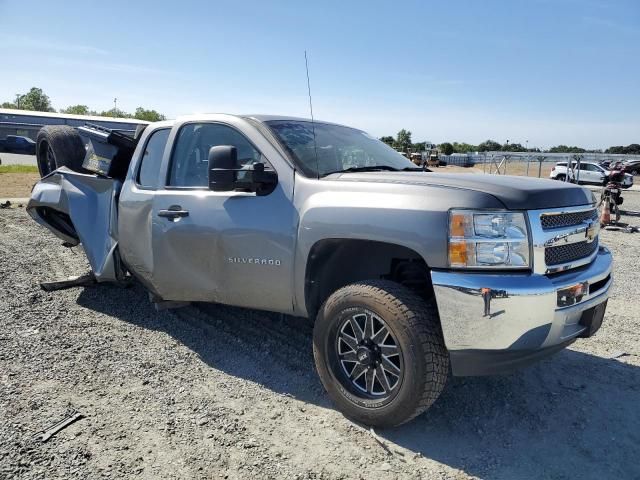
[431, 246, 612, 376]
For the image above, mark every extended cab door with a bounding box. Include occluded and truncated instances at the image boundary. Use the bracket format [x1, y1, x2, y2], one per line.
[123, 117, 297, 314]
[119, 123, 173, 288]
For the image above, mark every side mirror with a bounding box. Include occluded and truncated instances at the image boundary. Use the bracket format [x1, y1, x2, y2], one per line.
[208, 145, 237, 192]
[246, 162, 278, 195]
[208, 145, 278, 196]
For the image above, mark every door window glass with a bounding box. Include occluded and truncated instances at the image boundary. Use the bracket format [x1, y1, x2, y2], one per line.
[137, 128, 170, 188]
[168, 123, 263, 187]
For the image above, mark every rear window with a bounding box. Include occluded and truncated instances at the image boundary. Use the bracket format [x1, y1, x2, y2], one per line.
[137, 128, 170, 189]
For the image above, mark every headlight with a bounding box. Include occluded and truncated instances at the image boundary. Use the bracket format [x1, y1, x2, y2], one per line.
[448, 210, 530, 269]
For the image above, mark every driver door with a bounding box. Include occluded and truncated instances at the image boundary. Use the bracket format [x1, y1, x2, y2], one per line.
[149, 121, 296, 313]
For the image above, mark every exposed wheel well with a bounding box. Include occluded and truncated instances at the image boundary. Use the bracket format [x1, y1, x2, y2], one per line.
[304, 239, 433, 318]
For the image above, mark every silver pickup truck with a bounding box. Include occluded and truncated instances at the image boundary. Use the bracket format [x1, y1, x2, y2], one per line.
[27, 114, 612, 427]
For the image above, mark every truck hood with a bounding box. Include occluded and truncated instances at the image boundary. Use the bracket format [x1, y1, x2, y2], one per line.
[328, 172, 594, 209]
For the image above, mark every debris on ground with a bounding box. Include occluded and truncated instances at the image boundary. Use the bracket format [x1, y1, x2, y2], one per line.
[35, 410, 84, 443]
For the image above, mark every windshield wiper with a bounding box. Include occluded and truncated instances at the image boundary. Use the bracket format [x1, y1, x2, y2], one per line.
[321, 165, 430, 177]
[321, 165, 400, 177]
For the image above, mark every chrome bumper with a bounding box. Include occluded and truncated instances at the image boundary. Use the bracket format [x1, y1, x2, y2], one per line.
[431, 246, 612, 375]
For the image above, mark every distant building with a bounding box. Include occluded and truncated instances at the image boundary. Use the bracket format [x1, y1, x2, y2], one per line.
[0, 108, 149, 140]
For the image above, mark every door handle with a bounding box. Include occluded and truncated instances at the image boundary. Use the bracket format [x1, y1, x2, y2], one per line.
[158, 206, 189, 219]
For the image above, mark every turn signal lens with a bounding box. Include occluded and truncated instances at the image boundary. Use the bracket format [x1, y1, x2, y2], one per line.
[448, 240, 468, 267]
[450, 214, 467, 237]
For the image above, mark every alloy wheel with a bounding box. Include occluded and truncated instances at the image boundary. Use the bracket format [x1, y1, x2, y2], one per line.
[335, 310, 403, 398]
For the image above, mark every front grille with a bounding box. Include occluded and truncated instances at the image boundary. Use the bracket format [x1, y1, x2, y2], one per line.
[541, 209, 597, 229]
[545, 240, 598, 266]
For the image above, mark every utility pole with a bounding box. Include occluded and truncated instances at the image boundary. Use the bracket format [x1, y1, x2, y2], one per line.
[113, 98, 117, 117]
[15, 94, 22, 109]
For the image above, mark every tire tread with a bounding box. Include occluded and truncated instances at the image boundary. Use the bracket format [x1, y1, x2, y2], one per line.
[36, 125, 86, 176]
[315, 279, 449, 426]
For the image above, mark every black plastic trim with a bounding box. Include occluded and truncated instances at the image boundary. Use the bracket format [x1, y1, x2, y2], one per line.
[449, 339, 575, 376]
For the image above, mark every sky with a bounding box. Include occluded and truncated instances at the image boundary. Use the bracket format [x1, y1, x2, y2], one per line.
[0, 0, 638, 149]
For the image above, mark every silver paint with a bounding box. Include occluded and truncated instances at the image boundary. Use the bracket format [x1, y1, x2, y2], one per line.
[26, 113, 613, 362]
[432, 246, 612, 351]
[27, 167, 122, 282]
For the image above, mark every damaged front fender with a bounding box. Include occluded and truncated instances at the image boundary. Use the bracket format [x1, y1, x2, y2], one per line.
[27, 168, 123, 282]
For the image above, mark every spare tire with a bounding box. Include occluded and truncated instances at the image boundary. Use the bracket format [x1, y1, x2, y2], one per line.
[36, 126, 86, 177]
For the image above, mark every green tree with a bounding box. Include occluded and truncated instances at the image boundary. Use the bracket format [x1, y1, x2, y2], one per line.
[133, 107, 166, 122]
[439, 142, 454, 155]
[451, 142, 477, 153]
[548, 145, 586, 153]
[477, 139, 502, 152]
[19, 87, 55, 112]
[1, 102, 17, 109]
[502, 142, 527, 152]
[379, 136, 395, 147]
[395, 129, 412, 152]
[412, 141, 426, 152]
[605, 144, 640, 154]
[98, 108, 131, 118]
[61, 104, 90, 115]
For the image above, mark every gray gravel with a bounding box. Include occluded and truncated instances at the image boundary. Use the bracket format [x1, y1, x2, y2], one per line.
[1, 194, 640, 479]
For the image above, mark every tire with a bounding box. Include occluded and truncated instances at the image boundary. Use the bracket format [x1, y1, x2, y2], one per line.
[313, 280, 449, 427]
[36, 126, 86, 177]
[556, 174, 566, 181]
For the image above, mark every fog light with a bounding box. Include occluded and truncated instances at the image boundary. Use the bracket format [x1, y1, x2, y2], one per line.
[557, 282, 588, 307]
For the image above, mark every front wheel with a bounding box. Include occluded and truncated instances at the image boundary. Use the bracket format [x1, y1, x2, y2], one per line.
[313, 280, 449, 427]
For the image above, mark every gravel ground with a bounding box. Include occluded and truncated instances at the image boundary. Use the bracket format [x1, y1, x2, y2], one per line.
[1, 195, 640, 479]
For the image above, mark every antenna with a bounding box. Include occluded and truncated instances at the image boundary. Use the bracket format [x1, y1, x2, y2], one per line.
[305, 50, 320, 178]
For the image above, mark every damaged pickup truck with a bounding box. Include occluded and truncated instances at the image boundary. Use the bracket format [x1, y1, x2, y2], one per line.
[27, 115, 613, 427]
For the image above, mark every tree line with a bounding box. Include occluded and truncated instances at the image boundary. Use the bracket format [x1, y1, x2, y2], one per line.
[380, 129, 639, 155]
[3, 88, 637, 153]
[1, 87, 166, 122]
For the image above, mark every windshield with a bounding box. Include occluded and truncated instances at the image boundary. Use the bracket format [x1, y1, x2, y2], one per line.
[265, 120, 418, 177]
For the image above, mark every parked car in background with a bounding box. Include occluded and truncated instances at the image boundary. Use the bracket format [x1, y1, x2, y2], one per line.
[0, 135, 36, 155]
[598, 160, 611, 170]
[622, 160, 640, 175]
[550, 161, 634, 188]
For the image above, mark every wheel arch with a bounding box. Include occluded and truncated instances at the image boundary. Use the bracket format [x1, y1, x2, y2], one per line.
[303, 238, 434, 319]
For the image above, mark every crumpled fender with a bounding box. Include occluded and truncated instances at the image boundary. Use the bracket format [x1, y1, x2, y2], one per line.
[27, 167, 122, 282]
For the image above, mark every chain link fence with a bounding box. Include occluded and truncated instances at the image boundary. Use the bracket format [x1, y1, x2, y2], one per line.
[437, 152, 640, 178]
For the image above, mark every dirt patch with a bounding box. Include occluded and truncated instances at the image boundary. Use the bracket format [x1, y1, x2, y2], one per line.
[0, 172, 39, 198]
[1, 196, 640, 479]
